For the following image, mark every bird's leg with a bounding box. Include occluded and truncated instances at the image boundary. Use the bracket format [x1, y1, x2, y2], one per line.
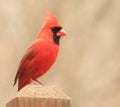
[34, 79, 43, 85]
[31, 79, 44, 86]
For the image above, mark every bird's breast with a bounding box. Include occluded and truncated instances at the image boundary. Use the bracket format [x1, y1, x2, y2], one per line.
[31, 41, 59, 77]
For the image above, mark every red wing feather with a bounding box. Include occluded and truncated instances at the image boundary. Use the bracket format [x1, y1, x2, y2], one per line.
[13, 47, 35, 86]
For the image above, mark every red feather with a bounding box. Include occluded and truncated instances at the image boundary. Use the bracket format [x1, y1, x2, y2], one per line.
[13, 11, 66, 91]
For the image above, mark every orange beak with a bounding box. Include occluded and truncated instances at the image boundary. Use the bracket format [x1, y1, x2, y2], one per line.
[57, 29, 67, 36]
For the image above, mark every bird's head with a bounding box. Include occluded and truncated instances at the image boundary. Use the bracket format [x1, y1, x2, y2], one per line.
[43, 11, 67, 37]
[38, 11, 67, 45]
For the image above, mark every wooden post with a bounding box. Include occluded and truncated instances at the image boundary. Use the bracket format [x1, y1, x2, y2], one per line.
[6, 85, 71, 107]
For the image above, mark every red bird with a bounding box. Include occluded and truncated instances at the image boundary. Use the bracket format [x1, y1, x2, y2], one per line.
[13, 12, 66, 91]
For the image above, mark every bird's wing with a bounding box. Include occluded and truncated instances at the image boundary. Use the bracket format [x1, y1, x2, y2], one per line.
[13, 47, 36, 86]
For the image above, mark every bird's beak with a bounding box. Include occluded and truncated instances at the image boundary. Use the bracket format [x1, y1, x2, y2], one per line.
[57, 29, 67, 36]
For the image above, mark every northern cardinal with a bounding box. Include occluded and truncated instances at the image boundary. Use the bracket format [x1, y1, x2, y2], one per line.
[13, 12, 66, 91]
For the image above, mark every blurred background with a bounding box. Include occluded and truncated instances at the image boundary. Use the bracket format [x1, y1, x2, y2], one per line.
[0, 0, 120, 107]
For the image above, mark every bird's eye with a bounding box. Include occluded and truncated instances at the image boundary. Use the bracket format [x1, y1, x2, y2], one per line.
[51, 27, 62, 34]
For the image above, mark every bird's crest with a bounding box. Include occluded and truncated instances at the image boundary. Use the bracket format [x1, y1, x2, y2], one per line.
[43, 11, 61, 28]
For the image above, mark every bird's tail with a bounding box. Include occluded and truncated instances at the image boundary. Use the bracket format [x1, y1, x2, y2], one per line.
[18, 78, 31, 91]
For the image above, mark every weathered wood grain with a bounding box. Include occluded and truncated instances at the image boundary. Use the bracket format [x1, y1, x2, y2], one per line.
[6, 85, 71, 107]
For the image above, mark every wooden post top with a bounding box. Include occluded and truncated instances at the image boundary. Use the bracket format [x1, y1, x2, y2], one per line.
[6, 85, 71, 107]
[16, 84, 70, 99]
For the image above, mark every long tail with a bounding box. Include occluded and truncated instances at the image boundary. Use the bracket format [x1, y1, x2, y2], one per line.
[18, 78, 31, 91]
